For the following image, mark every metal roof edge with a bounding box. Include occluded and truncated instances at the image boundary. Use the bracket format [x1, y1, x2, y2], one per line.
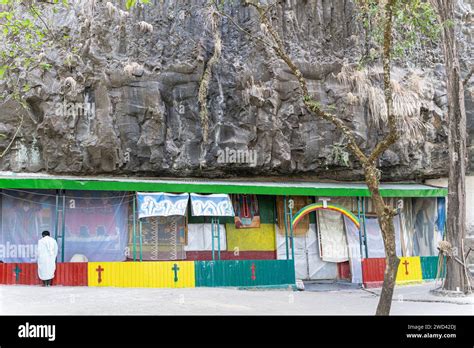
[0, 173, 448, 197]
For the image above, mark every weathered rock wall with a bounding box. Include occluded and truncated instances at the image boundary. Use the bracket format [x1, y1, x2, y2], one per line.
[0, 0, 472, 180]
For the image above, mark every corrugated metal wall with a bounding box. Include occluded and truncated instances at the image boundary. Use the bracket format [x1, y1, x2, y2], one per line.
[0, 263, 87, 286]
[420, 256, 445, 280]
[14, 264, 42, 285]
[195, 260, 295, 287]
[0, 263, 12, 284]
[362, 256, 438, 287]
[0, 257, 443, 289]
[337, 261, 351, 280]
[396, 257, 422, 284]
[55, 263, 88, 286]
[361, 258, 385, 288]
[0, 263, 40, 285]
[87, 261, 195, 288]
[1, 260, 293, 288]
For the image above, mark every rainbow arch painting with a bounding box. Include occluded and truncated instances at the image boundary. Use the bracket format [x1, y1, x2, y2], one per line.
[291, 202, 360, 230]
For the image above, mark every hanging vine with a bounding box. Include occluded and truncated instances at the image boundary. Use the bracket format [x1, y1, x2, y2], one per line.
[198, 4, 222, 144]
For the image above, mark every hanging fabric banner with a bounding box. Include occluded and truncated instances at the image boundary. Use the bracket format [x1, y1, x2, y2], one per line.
[136, 192, 189, 219]
[343, 216, 363, 284]
[185, 223, 227, 251]
[0, 189, 56, 263]
[190, 193, 234, 217]
[317, 210, 350, 263]
[365, 215, 403, 258]
[436, 197, 446, 234]
[64, 191, 129, 262]
[232, 194, 260, 228]
[136, 216, 187, 261]
[412, 198, 439, 256]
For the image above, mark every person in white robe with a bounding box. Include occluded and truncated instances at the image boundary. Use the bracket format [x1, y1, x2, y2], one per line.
[37, 231, 58, 286]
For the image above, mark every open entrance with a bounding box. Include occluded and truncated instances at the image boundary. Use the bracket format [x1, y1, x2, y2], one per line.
[277, 199, 360, 282]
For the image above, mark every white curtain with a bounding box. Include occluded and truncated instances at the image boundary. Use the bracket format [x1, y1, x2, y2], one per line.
[317, 210, 349, 262]
[184, 224, 227, 251]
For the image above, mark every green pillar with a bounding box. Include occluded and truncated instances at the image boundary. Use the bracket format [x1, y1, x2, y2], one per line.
[283, 196, 289, 260]
[139, 219, 143, 262]
[217, 217, 221, 260]
[362, 197, 369, 258]
[61, 191, 66, 262]
[132, 195, 136, 261]
[54, 191, 59, 240]
[289, 202, 295, 261]
[357, 197, 364, 259]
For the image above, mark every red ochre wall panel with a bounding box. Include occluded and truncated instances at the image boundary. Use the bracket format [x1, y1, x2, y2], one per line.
[0, 263, 41, 285]
[16, 263, 42, 285]
[0, 263, 87, 286]
[337, 261, 351, 280]
[362, 258, 386, 288]
[54, 263, 88, 286]
[185, 251, 276, 261]
[0, 263, 15, 284]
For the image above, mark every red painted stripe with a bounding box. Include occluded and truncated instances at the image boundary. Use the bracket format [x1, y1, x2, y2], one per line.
[185, 251, 277, 261]
[17, 263, 42, 285]
[0, 263, 87, 286]
[337, 261, 351, 280]
[55, 263, 88, 286]
[362, 258, 386, 287]
[0, 264, 14, 284]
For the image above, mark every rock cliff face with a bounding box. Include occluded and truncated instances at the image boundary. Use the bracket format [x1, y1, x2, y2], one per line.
[0, 0, 472, 180]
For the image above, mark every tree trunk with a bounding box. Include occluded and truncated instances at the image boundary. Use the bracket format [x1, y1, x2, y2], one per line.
[432, 0, 468, 292]
[364, 164, 400, 315]
[239, 0, 401, 313]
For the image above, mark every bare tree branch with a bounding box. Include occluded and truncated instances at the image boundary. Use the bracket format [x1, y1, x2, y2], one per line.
[244, 1, 369, 165]
[463, 67, 473, 87]
[0, 113, 23, 159]
[368, 0, 398, 164]
[212, 0, 273, 50]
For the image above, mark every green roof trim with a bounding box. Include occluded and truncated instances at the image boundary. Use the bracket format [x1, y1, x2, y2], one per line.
[0, 174, 447, 197]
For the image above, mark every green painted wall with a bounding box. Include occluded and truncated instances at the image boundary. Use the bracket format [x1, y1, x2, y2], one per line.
[195, 260, 295, 287]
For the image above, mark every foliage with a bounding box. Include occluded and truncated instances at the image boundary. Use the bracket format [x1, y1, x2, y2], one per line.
[357, 0, 441, 61]
[328, 142, 350, 167]
[0, 0, 68, 102]
[125, 0, 151, 10]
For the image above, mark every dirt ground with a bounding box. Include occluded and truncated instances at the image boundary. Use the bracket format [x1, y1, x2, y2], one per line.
[0, 282, 472, 315]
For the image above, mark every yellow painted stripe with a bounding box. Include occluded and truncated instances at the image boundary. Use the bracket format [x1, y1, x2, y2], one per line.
[396, 256, 422, 284]
[226, 223, 276, 251]
[88, 261, 195, 288]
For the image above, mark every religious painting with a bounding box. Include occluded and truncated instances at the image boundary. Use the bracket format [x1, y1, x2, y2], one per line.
[0, 189, 56, 263]
[63, 190, 129, 262]
[232, 194, 260, 229]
